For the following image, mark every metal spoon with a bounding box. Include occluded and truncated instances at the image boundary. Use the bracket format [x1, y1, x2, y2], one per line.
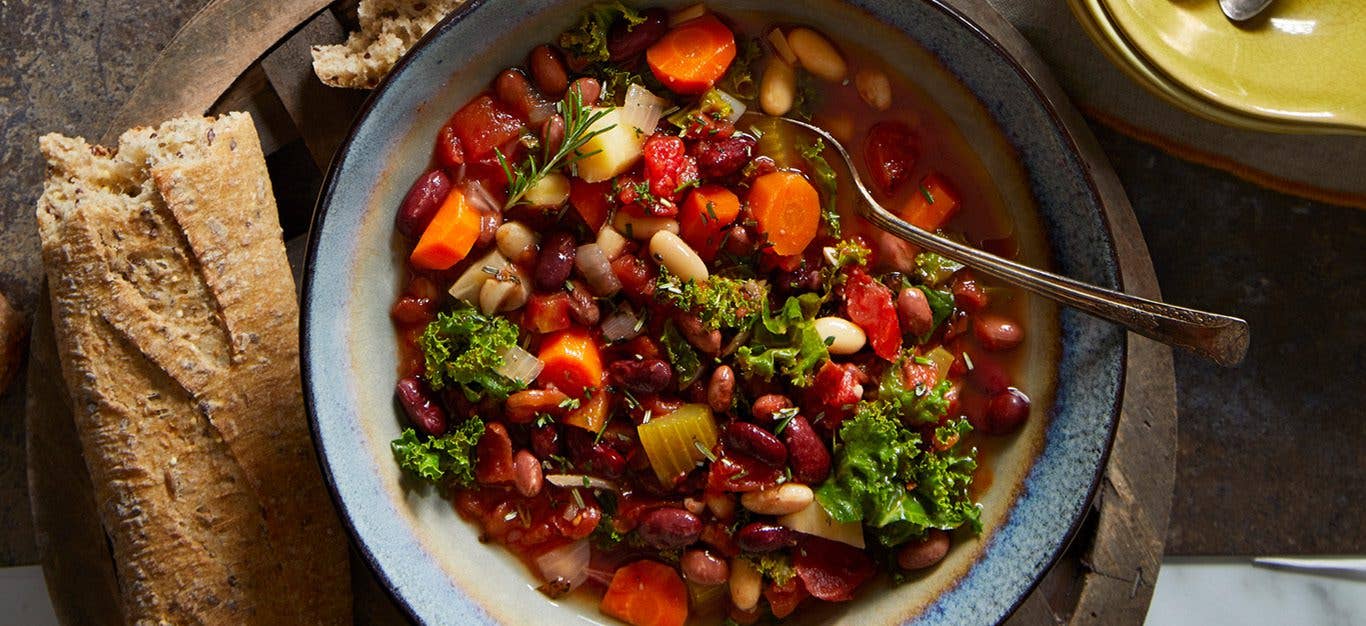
[776, 117, 1250, 367]
[1220, 0, 1274, 22]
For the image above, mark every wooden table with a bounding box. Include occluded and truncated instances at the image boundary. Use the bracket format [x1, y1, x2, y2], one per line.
[0, 0, 1358, 623]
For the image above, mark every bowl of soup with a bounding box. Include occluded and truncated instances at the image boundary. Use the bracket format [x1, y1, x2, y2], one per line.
[302, 1, 1125, 624]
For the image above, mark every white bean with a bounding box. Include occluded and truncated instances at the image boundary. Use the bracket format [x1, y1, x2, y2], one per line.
[706, 491, 736, 521]
[787, 27, 847, 82]
[614, 211, 679, 240]
[814, 317, 866, 354]
[759, 57, 795, 116]
[522, 171, 570, 207]
[855, 68, 892, 111]
[649, 230, 709, 283]
[729, 557, 762, 612]
[740, 483, 814, 516]
[596, 226, 628, 259]
[496, 221, 539, 264]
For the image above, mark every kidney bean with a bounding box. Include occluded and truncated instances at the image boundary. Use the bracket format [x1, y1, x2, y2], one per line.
[750, 394, 793, 425]
[504, 388, 569, 424]
[513, 449, 544, 497]
[477, 209, 499, 248]
[724, 422, 787, 468]
[967, 352, 1010, 394]
[986, 387, 1031, 435]
[693, 134, 756, 179]
[897, 287, 934, 337]
[534, 232, 577, 291]
[495, 68, 549, 123]
[952, 273, 989, 313]
[676, 313, 722, 355]
[540, 113, 565, 158]
[609, 358, 673, 394]
[395, 377, 446, 436]
[569, 77, 601, 106]
[395, 169, 452, 239]
[721, 224, 753, 258]
[782, 416, 831, 483]
[897, 529, 950, 570]
[476, 422, 516, 483]
[607, 7, 668, 61]
[973, 313, 1024, 351]
[585, 443, 627, 477]
[565, 280, 600, 326]
[531, 424, 561, 458]
[528, 44, 568, 98]
[707, 365, 736, 412]
[390, 295, 435, 326]
[735, 522, 797, 553]
[682, 549, 730, 586]
[637, 507, 702, 549]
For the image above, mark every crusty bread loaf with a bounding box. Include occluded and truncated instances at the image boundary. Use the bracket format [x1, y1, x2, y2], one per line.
[35, 113, 351, 625]
[311, 0, 465, 89]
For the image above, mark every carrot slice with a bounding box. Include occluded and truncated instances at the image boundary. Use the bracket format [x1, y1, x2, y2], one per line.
[563, 388, 612, 432]
[409, 188, 479, 270]
[903, 173, 960, 232]
[536, 329, 603, 398]
[678, 185, 740, 260]
[570, 178, 615, 231]
[600, 560, 689, 626]
[748, 171, 820, 256]
[646, 14, 737, 95]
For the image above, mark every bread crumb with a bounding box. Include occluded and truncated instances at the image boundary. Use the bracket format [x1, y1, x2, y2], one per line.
[311, 0, 465, 90]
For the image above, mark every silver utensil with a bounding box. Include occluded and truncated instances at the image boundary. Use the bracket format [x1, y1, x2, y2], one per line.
[1219, 0, 1275, 22]
[777, 117, 1250, 367]
[1253, 557, 1366, 581]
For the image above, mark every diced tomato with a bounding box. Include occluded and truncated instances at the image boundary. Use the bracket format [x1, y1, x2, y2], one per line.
[611, 254, 657, 303]
[434, 124, 465, 170]
[475, 422, 515, 484]
[707, 452, 782, 492]
[864, 121, 917, 196]
[699, 521, 740, 557]
[553, 498, 603, 540]
[524, 292, 573, 334]
[570, 178, 616, 230]
[806, 361, 863, 432]
[792, 535, 876, 602]
[764, 577, 809, 619]
[641, 134, 699, 214]
[447, 95, 526, 161]
[902, 360, 940, 390]
[843, 269, 902, 360]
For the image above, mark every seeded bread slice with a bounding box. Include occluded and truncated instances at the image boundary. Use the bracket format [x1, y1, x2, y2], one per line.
[311, 0, 465, 89]
[35, 113, 351, 625]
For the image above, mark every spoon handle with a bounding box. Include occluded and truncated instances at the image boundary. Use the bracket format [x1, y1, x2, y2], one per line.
[860, 205, 1250, 366]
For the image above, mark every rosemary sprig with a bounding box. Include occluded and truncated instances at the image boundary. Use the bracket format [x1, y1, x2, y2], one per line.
[496, 87, 615, 209]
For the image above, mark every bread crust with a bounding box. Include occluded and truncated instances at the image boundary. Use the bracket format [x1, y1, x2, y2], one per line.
[35, 113, 350, 625]
[311, 0, 465, 89]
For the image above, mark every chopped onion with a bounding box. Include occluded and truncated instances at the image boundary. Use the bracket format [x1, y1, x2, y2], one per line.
[621, 83, 668, 135]
[575, 243, 622, 297]
[534, 539, 590, 598]
[546, 474, 619, 491]
[670, 3, 707, 26]
[713, 90, 747, 124]
[495, 344, 543, 386]
[465, 180, 501, 215]
[600, 307, 643, 342]
[767, 28, 797, 65]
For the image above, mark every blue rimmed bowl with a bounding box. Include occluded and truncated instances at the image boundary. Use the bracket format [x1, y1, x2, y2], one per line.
[302, 1, 1125, 624]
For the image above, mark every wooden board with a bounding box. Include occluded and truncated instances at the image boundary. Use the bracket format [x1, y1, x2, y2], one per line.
[24, 1, 1178, 624]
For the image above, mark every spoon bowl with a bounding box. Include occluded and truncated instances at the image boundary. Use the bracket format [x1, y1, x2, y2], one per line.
[1219, 0, 1275, 22]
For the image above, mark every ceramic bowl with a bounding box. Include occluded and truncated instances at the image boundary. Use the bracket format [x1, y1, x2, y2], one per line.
[1071, 0, 1366, 135]
[302, 1, 1125, 623]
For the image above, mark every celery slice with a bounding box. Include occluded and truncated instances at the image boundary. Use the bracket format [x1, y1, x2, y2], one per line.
[637, 404, 719, 486]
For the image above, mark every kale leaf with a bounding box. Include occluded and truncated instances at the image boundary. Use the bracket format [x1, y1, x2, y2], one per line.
[733, 294, 828, 387]
[559, 2, 645, 63]
[661, 321, 704, 389]
[799, 139, 841, 238]
[877, 359, 953, 424]
[655, 267, 768, 331]
[913, 251, 964, 288]
[418, 305, 524, 400]
[717, 37, 763, 101]
[391, 417, 485, 486]
[914, 285, 954, 344]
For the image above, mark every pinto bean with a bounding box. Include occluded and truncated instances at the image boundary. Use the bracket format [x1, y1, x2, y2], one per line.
[986, 387, 1031, 435]
[569, 77, 601, 106]
[973, 313, 1024, 351]
[396, 376, 446, 436]
[707, 365, 735, 412]
[750, 394, 793, 425]
[534, 231, 577, 291]
[782, 416, 831, 483]
[607, 7, 668, 61]
[730, 558, 762, 611]
[723, 422, 787, 467]
[637, 507, 703, 549]
[504, 388, 570, 424]
[706, 492, 737, 522]
[735, 522, 797, 552]
[396, 169, 452, 238]
[676, 313, 722, 355]
[897, 529, 950, 570]
[898, 287, 935, 337]
[609, 358, 673, 394]
[528, 44, 568, 98]
[565, 280, 600, 326]
[513, 449, 544, 497]
[682, 549, 730, 586]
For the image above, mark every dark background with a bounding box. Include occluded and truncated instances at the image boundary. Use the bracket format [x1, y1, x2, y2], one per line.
[0, 0, 1361, 569]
